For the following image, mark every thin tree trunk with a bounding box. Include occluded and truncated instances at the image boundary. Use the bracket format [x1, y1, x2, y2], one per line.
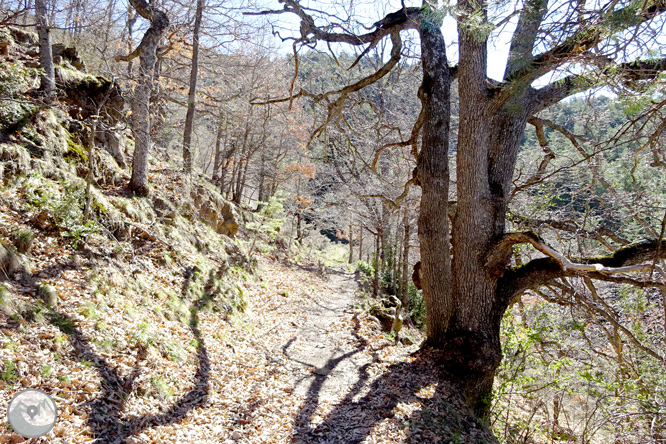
[182, 0, 204, 174]
[126, 9, 137, 77]
[397, 219, 404, 297]
[35, 0, 55, 100]
[296, 213, 302, 242]
[373, 232, 380, 297]
[358, 227, 363, 265]
[123, 0, 169, 196]
[401, 211, 410, 307]
[103, 0, 118, 51]
[401, 210, 413, 326]
[220, 136, 235, 195]
[256, 152, 266, 210]
[348, 224, 353, 264]
[212, 115, 225, 182]
[394, 216, 401, 294]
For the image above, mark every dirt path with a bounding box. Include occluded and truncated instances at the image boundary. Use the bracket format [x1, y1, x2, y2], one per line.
[244, 260, 407, 442]
[1, 253, 495, 444]
[225, 259, 495, 444]
[273, 266, 369, 399]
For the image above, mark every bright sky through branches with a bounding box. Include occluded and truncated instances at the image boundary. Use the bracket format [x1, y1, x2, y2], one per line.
[258, 0, 517, 80]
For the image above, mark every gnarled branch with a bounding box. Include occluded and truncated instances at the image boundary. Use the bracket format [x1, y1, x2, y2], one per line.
[499, 236, 666, 302]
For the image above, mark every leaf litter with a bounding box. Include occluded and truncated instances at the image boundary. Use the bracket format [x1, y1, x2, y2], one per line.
[0, 171, 493, 444]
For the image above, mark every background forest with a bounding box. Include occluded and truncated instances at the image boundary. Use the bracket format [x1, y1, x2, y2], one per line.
[1, 0, 665, 442]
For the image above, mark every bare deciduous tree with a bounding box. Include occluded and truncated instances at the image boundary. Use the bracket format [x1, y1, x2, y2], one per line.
[252, 0, 666, 420]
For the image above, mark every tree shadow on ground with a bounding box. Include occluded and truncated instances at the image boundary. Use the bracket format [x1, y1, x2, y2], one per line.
[291, 339, 497, 444]
[49, 294, 210, 443]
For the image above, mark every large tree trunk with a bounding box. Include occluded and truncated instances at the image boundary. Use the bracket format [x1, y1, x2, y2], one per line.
[415, 19, 452, 349]
[440, 0, 503, 419]
[35, 0, 54, 100]
[123, 0, 169, 196]
[182, 0, 204, 174]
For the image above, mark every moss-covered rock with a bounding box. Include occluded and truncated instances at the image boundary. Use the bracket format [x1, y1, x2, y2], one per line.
[0, 143, 30, 182]
[65, 135, 87, 163]
[52, 43, 85, 70]
[56, 68, 124, 125]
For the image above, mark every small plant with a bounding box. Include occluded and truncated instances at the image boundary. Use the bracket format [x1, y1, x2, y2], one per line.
[79, 302, 100, 319]
[0, 285, 12, 312]
[247, 194, 287, 255]
[408, 283, 426, 330]
[151, 377, 174, 400]
[131, 321, 156, 347]
[0, 360, 19, 384]
[166, 297, 190, 323]
[37, 283, 58, 307]
[91, 337, 115, 351]
[356, 260, 375, 278]
[50, 312, 75, 335]
[13, 229, 34, 254]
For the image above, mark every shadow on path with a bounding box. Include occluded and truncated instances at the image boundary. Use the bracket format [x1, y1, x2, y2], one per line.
[290, 343, 496, 443]
[49, 289, 210, 443]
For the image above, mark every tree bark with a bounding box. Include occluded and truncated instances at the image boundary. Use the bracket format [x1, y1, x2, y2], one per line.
[212, 115, 225, 182]
[121, 0, 169, 196]
[401, 210, 410, 309]
[182, 0, 204, 174]
[358, 227, 363, 264]
[296, 212, 302, 242]
[348, 224, 354, 264]
[373, 232, 380, 297]
[415, 16, 452, 348]
[35, 0, 54, 100]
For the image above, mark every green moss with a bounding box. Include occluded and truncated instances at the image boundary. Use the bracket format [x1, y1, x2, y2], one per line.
[65, 135, 87, 163]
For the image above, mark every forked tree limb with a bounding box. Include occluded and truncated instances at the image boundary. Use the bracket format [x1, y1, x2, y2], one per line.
[497, 235, 666, 302]
[115, 0, 169, 64]
[532, 56, 666, 113]
[505, 0, 666, 89]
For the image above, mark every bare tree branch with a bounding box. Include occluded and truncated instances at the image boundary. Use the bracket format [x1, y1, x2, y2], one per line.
[506, 1, 666, 88]
[500, 237, 666, 301]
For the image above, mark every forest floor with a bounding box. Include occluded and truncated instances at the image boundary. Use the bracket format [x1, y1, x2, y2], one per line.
[1, 240, 496, 443]
[0, 160, 495, 443]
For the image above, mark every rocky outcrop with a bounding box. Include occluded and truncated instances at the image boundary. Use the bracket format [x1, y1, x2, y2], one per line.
[51, 43, 85, 70]
[0, 27, 38, 57]
[190, 183, 239, 237]
[0, 143, 30, 184]
[0, 243, 23, 279]
[369, 296, 403, 333]
[97, 129, 128, 169]
[57, 70, 124, 125]
[0, 27, 123, 126]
